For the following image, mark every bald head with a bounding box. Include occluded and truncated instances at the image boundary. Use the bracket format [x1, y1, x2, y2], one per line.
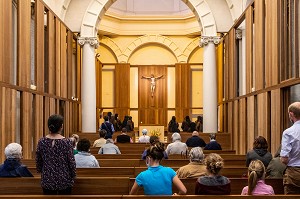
[192, 131, 199, 136]
[288, 102, 300, 120]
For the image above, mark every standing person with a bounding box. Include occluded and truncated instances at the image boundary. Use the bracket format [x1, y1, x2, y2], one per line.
[241, 159, 274, 195]
[36, 114, 76, 195]
[0, 143, 33, 177]
[195, 153, 231, 195]
[75, 138, 99, 168]
[168, 116, 180, 133]
[280, 102, 300, 194]
[130, 142, 186, 195]
[246, 136, 272, 168]
[138, 129, 150, 143]
[176, 147, 206, 178]
[100, 115, 115, 139]
[181, 116, 191, 132]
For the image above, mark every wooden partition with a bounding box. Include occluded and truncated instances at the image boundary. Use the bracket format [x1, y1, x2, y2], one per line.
[0, 0, 80, 162]
[221, 0, 300, 154]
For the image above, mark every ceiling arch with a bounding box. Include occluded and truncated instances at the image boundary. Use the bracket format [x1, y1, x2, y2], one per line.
[78, 0, 217, 37]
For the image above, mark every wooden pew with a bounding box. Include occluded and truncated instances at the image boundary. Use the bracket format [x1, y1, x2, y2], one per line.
[129, 178, 284, 195]
[0, 177, 130, 195]
[0, 196, 299, 199]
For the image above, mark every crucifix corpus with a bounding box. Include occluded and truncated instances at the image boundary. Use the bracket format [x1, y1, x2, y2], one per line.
[141, 74, 164, 97]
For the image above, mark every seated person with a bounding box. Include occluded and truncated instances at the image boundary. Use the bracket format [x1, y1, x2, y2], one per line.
[176, 147, 207, 178]
[245, 136, 272, 168]
[75, 138, 100, 168]
[204, 133, 222, 150]
[115, 128, 133, 143]
[130, 142, 187, 195]
[266, 145, 286, 178]
[69, 137, 78, 155]
[166, 133, 188, 155]
[241, 159, 274, 195]
[138, 129, 150, 143]
[93, 129, 107, 148]
[142, 136, 168, 160]
[98, 138, 121, 154]
[195, 153, 230, 195]
[181, 116, 191, 132]
[0, 143, 33, 177]
[186, 131, 206, 147]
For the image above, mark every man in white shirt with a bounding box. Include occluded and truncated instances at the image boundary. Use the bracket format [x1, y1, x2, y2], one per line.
[280, 102, 300, 194]
[138, 129, 150, 143]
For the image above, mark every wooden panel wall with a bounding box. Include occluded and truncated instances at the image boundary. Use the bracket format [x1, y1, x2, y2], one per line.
[2, 0, 12, 83]
[228, 29, 236, 99]
[139, 66, 167, 125]
[270, 89, 282, 152]
[239, 98, 247, 154]
[0, 0, 3, 82]
[35, 0, 45, 92]
[67, 30, 73, 99]
[21, 92, 33, 159]
[254, 0, 265, 91]
[47, 11, 55, 95]
[18, 0, 31, 88]
[223, 36, 229, 100]
[175, 64, 191, 121]
[257, 93, 270, 140]
[232, 101, 239, 152]
[265, 0, 280, 87]
[245, 6, 253, 94]
[247, 96, 255, 151]
[115, 64, 130, 119]
[55, 19, 61, 96]
[60, 24, 67, 98]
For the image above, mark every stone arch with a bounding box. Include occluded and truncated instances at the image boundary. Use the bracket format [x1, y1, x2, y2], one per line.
[183, 37, 201, 63]
[99, 36, 122, 63]
[79, 0, 217, 37]
[118, 35, 184, 63]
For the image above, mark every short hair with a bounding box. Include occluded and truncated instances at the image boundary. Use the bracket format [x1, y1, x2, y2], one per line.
[104, 115, 109, 121]
[247, 159, 266, 195]
[192, 131, 199, 136]
[106, 138, 114, 144]
[149, 136, 159, 145]
[99, 129, 107, 138]
[253, 136, 268, 150]
[204, 153, 224, 175]
[71, 134, 79, 143]
[5, 143, 22, 159]
[142, 129, 148, 135]
[76, 138, 91, 152]
[189, 147, 204, 162]
[146, 142, 165, 160]
[288, 102, 300, 119]
[69, 137, 76, 148]
[48, 114, 63, 133]
[209, 133, 216, 140]
[122, 128, 127, 132]
[172, 132, 181, 142]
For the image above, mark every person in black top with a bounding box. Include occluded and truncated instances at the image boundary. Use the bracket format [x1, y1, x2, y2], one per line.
[181, 116, 191, 132]
[100, 115, 115, 139]
[186, 131, 206, 147]
[115, 128, 133, 143]
[204, 133, 222, 150]
[168, 116, 180, 133]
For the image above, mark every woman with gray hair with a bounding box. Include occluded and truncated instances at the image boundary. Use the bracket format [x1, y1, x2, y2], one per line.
[176, 147, 206, 178]
[0, 143, 33, 177]
[166, 133, 188, 155]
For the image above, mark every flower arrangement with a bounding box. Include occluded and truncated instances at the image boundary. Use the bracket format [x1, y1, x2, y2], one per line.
[150, 128, 161, 137]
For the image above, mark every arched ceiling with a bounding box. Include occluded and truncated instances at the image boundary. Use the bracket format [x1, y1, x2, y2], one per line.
[43, 0, 248, 36]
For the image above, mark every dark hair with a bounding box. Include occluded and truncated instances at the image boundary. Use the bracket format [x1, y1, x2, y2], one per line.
[122, 127, 127, 132]
[253, 136, 268, 150]
[76, 138, 91, 152]
[209, 133, 216, 140]
[185, 116, 191, 123]
[104, 115, 109, 121]
[48, 114, 63, 133]
[146, 142, 165, 160]
[149, 136, 159, 145]
[171, 116, 176, 121]
[99, 129, 107, 138]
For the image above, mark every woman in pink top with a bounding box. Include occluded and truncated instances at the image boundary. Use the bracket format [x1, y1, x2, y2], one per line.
[241, 159, 274, 195]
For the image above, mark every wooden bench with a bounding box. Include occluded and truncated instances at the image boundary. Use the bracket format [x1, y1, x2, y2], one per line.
[0, 196, 300, 199]
[0, 177, 286, 196]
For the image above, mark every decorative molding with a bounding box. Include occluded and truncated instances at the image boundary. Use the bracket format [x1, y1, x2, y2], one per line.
[77, 37, 99, 48]
[235, 29, 242, 40]
[199, 36, 221, 47]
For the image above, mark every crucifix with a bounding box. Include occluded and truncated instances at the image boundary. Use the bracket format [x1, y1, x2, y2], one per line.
[141, 74, 164, 98]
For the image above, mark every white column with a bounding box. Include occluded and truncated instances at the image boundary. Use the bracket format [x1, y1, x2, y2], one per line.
[200, 36, 220, 133]
[78, 37, 99, 133]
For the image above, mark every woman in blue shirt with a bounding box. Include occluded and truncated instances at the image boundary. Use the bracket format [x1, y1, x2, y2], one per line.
[130, 142, 186, 195]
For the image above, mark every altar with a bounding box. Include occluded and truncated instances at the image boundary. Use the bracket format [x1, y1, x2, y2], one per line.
[138, 125, 165, 142]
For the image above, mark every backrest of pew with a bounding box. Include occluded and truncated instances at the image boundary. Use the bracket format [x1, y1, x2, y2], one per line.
[0, 196, 298, 199]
